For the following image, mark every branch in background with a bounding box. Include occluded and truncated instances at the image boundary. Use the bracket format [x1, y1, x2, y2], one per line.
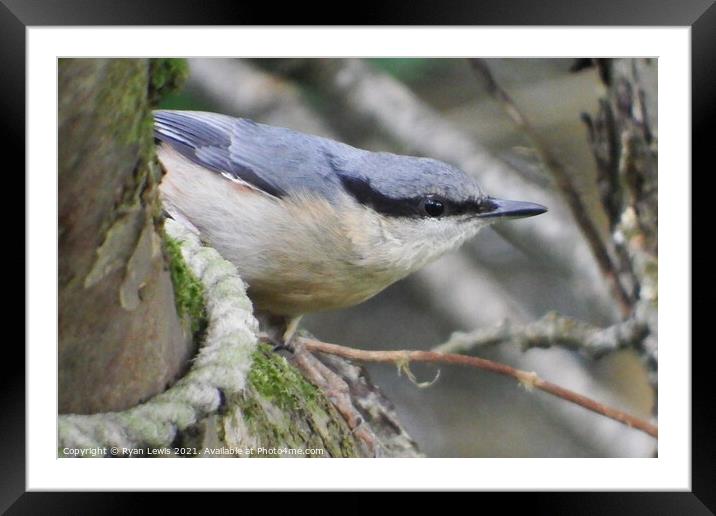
[297, 337, 657, 439]
[433, 312, 648, 358]
[582, 59, 659, 397]
[186, 58, 334, 137]
[469, 59, 633, 318]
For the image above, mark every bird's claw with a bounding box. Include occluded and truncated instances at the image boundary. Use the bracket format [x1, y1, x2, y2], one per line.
[258, 331, 296, 353]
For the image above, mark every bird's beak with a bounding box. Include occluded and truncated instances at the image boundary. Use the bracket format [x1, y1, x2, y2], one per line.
[479, 197, 547, 220]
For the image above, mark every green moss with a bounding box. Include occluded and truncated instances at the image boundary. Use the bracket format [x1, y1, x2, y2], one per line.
[151, 61, 205, 335]
[248, 344, 318, 412]
[149, 58, 189, 104]
[230, 344, 360, 457]
[164, 234, 207, 337]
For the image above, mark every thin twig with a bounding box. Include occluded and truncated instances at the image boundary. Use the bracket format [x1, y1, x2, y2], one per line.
[470, 59, 633, 318]
[297, 337, 657, 439]
[434, 312, 648, 358]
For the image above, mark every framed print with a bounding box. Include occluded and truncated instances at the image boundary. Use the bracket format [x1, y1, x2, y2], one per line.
[8, 0, 707, 510]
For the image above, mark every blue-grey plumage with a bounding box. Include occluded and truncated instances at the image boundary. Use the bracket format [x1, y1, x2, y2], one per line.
[154, 110, 546, 325]
[155, 109, 348, 199]
[154, 110, 500, 215]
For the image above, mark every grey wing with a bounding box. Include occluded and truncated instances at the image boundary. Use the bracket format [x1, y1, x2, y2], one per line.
[154, 110, 349, 199]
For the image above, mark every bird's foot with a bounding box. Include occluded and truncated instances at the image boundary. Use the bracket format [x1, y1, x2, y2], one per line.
[272, 335, 296, 353]
[257, 331, 294, 352]
[258, 315, 304, 353]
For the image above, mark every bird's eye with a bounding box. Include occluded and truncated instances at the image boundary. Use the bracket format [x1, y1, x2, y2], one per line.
[420, 197, 445, 217]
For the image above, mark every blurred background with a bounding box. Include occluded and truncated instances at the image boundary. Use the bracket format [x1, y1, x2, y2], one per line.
[160, 58, 655, 457]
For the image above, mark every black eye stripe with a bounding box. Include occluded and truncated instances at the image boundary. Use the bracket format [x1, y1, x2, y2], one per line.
[338, 174, 418, 217]
[338, 174, 491, 218]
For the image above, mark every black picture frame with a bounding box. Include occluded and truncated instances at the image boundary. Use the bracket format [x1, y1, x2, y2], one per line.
[7, 0, 706, 511]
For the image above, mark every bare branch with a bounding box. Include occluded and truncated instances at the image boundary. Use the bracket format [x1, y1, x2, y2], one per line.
[433, 312, 648, 358]
[297, 337, 657, 439]
[470, 59, 633, 317]
[581, 59, 659, 396]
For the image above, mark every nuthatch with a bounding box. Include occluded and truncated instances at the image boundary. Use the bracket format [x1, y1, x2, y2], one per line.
[154, 110, 546, 344]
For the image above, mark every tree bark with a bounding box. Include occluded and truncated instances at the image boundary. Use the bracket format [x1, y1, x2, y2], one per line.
[58, 58, 195, 413]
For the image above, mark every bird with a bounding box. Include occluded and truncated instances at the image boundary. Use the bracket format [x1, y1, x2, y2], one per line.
[154, 110, 547, 347]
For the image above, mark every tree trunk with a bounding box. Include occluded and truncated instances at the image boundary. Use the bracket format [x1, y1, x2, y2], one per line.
[59, 58, 196, 414]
